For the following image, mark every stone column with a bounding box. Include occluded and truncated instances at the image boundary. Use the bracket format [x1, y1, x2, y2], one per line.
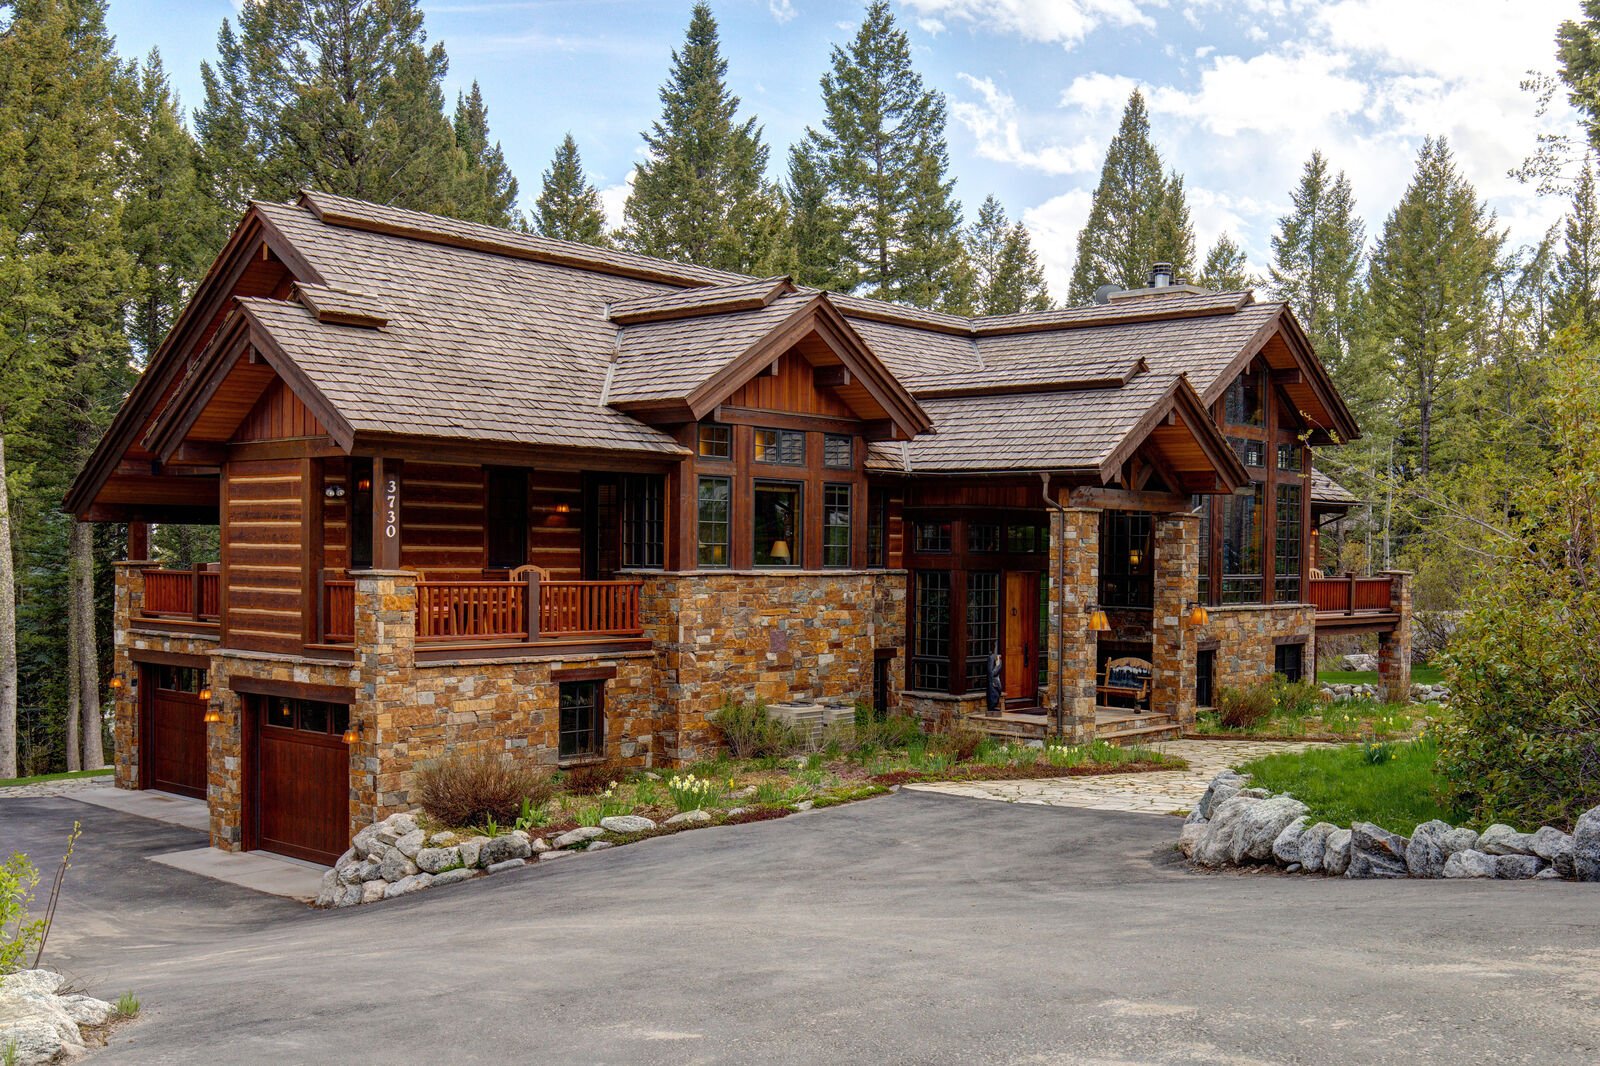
[353, 569, 417, 824]
[110, 562, 151, 790]
[1377, 569, 1413, 703]
[1151, 511, 1199, 729]
[1046, 507, 1100, 743]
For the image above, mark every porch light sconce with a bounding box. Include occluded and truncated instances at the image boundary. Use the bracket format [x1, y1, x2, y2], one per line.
[107, 673, 125, 692]
[341, 719, 361, 745]
[355, 476, 372, 493]
[1087, 605, 1111, 632]
[323, 483, 347, 499]
[1187, 602, 1209, 626]
[198, 685, 213, 703]
[553, 503, 570, 514]
[202, 695, 222, 725]
[769, 539, 791, 563]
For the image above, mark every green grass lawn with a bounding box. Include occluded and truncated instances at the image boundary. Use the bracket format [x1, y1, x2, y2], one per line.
[1238, 739, 1468, 830]
[0, 767, 113, 789]
[1317, 665, 1444, 687]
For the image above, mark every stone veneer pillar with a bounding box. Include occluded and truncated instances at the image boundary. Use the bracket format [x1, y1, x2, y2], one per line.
[1150, 511, 1199, 729]
[1377, 569, 1413, 703]
[110, 561, 151, 790]
[1046, 507, 1100, 743]
[352, 570, 418, 825]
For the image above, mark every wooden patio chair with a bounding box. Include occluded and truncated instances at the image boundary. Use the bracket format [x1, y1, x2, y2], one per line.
[1097, 656, 1153, 712]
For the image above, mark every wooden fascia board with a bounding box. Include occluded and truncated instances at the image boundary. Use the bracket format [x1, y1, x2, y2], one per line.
[1096, 377, 1249, 491]
[1197, 307, 1360, 444]
[1198, 311, 1283, 407]
[232, 305, 359, 452]
[810, 300, 934, 437]
[147, 324, 254, 462]
[348, 431, 687, 471]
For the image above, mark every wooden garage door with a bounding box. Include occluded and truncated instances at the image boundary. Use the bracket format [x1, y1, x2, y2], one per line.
[251, 696, 351, 866]
[142, 665, 208, 800]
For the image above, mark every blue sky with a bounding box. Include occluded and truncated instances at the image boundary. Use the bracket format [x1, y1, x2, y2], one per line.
[106, 0, 1583, 300]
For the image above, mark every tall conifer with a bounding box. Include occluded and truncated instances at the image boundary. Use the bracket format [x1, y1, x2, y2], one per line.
[1268, 152, 1366, 376]
[1552, 154, 1600, 335]
[786, 143, 851, 291]
[966, 196, 1050, 314]
[452, 82, 521, 228]
[535, 135, 610, 246]
[1196, 233, 1252, 291]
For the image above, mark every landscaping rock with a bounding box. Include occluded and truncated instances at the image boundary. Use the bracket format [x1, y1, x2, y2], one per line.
[1272, 817, 1308, 866]
[314, 868, 338, 907]
[57, 993, 112, 1027]
[1478, 823, 1537, 856]
[457, 836, 488, 869]
[1323, 829, 1352, 876]
[1536, 866, 1564, 879]
[415, 845, 463, 875]
[1, 970, 66, 997]
[1405, 820, 1452, 878]
[553, 826, 606, 849]
[428, 831, 460, 848]
[1194, 794, 1308, 866]
[431, 867, 479, 887]
[725, 808, 748, 817]
[530, 836, 551, 852]
[1443, 849, 1499, 878]
[1530, 826, 1576, 879]
[360, 879, 387, 904]
[1298, 822, 1336, 873]
[1177, 821, 1206, 859]
[1572, 805, 1600, 882]
[378, 851, 419, 883]
[1439, 827, 1479, 857]
[486, 858, 526, 874]
[600, 814, 656, 834]
[395, 828, 428, 859]
[337, 883, 363, 907]
[351, 823, 380, 859]
[1189, 770, 1246, 824]
[0, 995, 81, 1066]
[587, 840, 615, 851]
[478, 834, 532, 866]
[384, 872, 434, 898]
[1347, 822, 1410, 879]
[375, 812, 418, 846]
[1346, 848, 1408, 878]
[1341, 653, 1379, 672]
[665, 808, 712, 826]
[793, 800, 815, 811]
[1494, 854, 1547, 880]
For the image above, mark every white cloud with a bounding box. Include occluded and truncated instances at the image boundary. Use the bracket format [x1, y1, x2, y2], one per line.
[897, 0, 1156, 48]
[1145, 48, 1367, 137]
[952, 74, 1104, 175]
[769, 0, 797, 24]
[1059, 72, 1139, 114]
[599, 171, 635, 232]
[1022, 189, 1093, 298]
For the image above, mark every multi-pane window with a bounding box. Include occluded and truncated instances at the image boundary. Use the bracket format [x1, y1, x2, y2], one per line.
[823, 484, 852, 567]
[1196, 649, 1216, 708]
[1038, 577, 1050, 687]
[697, 476, 731, 567]
[824, 434, 853, 469]
[1230, 437, 1265, 468]
[558, 680, 603, 759]
[1275, 483, 1303, 602]
[1275, 642, 1305, 683]
[155, 664, 208, 693]
[753, 481, 801, 566]
[754, 428, 805, 465]
[698, 422, 732, 460]
[915, 521, 952, 553]
[965, 572, 1000, 688]
[622, 475, 663, 569]
[912, 571, 951, 691]
[967, 523, 1001, 553]
[1224, 367, 1265, 426]
[261, 696, 350, 738]
[1221, 484, 1264, 603]
[1100, 511, 1153, 608]
[486, 466, 529, 570]
[1006, 523, 1047, 553]
[1193, 495, 1212, 603]
[1277, 443, 1302, 472]
[867, 491, 888, 568]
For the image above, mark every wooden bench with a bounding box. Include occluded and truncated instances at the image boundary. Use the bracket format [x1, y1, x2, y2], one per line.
[1097, 656, 1153, 711]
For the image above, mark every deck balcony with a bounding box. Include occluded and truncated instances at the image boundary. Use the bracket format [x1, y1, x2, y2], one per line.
[1308, 572, 1400, 631]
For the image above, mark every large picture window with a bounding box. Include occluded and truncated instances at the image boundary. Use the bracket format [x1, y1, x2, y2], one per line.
[823, 483, 852, 567]
[1099, 511, 1153, 608]
[1275, 482, 1303, 602]
[1224, 367, 1265, 427]
[753, 481, 801, 567]
[912, 571, 951, 691]
[697, 476, 731, 567]
[965, 572, 999, 688]
[1193, 495, 1212, 603]
[1221, 484, 1263, 603]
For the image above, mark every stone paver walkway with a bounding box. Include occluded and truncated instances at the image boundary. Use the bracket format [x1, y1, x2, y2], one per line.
[905, 739, 1328, 815]
[0, 773, 113, 800]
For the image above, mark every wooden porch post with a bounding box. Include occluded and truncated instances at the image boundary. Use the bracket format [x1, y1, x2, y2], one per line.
[371, 457, 403, 571]
[525, 568, 541, 641]
[127, 520, 150, 562]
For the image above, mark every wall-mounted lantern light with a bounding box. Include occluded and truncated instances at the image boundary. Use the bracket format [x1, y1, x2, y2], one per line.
[1186, 602, 1209, 626]
[1087, 605, 1111, 632]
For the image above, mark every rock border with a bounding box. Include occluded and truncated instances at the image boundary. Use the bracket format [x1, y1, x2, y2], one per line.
[0, 969, 118, 1065]
[1177, 770, 1600, 882]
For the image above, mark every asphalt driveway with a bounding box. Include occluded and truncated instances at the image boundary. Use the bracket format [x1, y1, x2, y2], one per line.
[3, 790, 1597, 1065]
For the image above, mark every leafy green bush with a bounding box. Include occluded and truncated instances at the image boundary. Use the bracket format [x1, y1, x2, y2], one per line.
[414, 754, 556, 828]
[711, 700, 806, 758]
[1271, 677, 1324, 718]
[1217, 683, 1273, 730]
[1, 852, 43, 975]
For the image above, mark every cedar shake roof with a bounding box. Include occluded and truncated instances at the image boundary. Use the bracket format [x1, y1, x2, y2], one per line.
[67, 191, 1363, 516]
[1311, 467, 1360, 507]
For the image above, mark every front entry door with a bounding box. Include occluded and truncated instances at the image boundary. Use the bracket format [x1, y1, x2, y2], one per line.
[1003, 572, 1039, 703]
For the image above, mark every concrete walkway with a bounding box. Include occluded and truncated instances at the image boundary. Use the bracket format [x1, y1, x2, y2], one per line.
[906, 738, 1328, 815]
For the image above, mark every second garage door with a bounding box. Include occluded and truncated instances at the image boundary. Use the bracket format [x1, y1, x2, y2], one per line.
[141, 664, 208, 799]
[250, 696, 351, 866]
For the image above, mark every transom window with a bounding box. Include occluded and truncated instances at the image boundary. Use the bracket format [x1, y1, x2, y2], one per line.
[262, 697, 350, 737]
[1006, 523, 1048, 553]
[1230, 437, 1265, 468]
[697, 476, 731, 567]
[824, 433, 853, 469]
[754, 428, 805, 465]
[155, 664, 208, 694]
[698, 422, 732, 460]
[915, 521, 952, 553]
[823, 483, 852, 567]
[1276, 443, 1302, 472]
[753, 481, 801, 567]
[559, 680, 603, 759]
[967, 523, 1000, 553]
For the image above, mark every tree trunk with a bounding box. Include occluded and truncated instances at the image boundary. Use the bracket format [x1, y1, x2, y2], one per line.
[65, 553, 81, 772]
[71, 521, 105, 769]
[0, 433, 18, 779]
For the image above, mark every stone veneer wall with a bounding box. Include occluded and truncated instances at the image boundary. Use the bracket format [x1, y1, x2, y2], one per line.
[1376, 570, 1413, 702]
[1044, 507, 1100, 743]
[640, 570, 906, 763]
[1197, 602, 1318, 695]
[1150, 512, 1199, 728]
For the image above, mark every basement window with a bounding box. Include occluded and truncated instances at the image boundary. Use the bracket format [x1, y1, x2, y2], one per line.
[559, 680, 604, 760]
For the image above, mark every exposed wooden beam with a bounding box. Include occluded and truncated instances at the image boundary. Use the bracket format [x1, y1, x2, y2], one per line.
[814, 365, 852, 388]
[1068, 486, 1190, 512]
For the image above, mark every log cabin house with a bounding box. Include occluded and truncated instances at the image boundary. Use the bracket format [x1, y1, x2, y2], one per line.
[67, 192, 1410, 866]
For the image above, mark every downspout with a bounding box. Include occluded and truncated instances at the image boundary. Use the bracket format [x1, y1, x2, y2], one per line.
[1041, 472, 1068, 742]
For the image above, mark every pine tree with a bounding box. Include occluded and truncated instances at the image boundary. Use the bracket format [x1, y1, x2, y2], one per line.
[622, 2, 785, 273]
[786, 142, 851, 291]
[1552, 154, 1600, 335]
[806, 0, 964, 304]
[1268, 152, 1366, 377]
[1196, 233, 1252, 291]
[1067, 90, 1193, 303]
[452, 82, 521, 228]
[534, 134, 610, 245]
[1558, 1, 1600, 150]
[966, 195, 1050, 314]
[1368, 137, 1504, 479]
[195, 0, 470, 215]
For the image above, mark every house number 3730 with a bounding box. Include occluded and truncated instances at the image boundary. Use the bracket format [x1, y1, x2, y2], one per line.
[384, 477, 399, 539]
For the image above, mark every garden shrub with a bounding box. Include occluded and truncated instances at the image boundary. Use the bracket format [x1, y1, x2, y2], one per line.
[856, 713, 924, 750]
[926, 710, 984, 761]
[561, 760, 632, 796]
[1, 852, 43, 975]
[1270, 677, 1324, 718]
[414, 754, 555, 827]
[1217, 683, 1273, 729]
[711, 700, 806, 758]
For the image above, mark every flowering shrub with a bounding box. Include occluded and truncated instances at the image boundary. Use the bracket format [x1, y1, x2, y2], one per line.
[665, 773, 721, 812]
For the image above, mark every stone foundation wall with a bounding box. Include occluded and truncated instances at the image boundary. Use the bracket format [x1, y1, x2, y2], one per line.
[641, 569, 905, 762]
[1044, 508, 1100, 743]
[1198, 603, 1318, 695]
[899, 690, 987, 726]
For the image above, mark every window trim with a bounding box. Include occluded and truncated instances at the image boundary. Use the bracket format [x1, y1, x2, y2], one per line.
[558, 679, 605, 761]
[753, 426, 806, 466]
[823, 433, 854, 470]
[696, 475, 732, 569]
[822, 482, 853, 568]
[698, 422, 733, 461]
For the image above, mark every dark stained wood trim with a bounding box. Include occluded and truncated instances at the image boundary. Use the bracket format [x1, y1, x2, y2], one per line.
[145, 322, 254, 459]
[129, 618, 220, 638]
[230, 306, 358, 450]
[349, 432, 687, 472]
[302, 457, 323, 648]
[229, 675, 356, 704]
[551, 666, 618, 683]
[1068, 486, 1190, 512]
[413, 638, 652, 663]
[129, 647, 213, 669]
[713, 405, 862, 436]
[228, 437, 346, 461]
[371, 456, 402, 571]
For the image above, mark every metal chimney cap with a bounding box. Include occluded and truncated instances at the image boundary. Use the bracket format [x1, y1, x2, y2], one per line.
[1149, 263, 1174, 287]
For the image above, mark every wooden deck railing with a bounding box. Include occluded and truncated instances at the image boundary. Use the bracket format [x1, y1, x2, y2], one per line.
[417, 580, 530, 642]
[321, 578, 356, 644]
[1308, 573, 1394, 615]
[139, 568, 220, 623]
[539, 580, 644, 637]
